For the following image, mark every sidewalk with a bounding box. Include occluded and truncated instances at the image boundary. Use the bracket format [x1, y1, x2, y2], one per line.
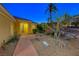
[13, 35, 38, 56]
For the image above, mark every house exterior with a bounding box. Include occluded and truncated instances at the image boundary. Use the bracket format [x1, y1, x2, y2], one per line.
[61, 15, 79, 27]
[0, 4, 37, 47]
[71, 15, 79, 27]
[14, 16, 37, 35]
[0, 4, 15, 47]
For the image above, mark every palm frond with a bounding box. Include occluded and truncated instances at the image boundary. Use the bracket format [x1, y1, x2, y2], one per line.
[45, 3, 57, 14]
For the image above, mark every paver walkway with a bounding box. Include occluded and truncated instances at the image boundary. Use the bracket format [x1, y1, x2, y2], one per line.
[13, 35, 38, 56]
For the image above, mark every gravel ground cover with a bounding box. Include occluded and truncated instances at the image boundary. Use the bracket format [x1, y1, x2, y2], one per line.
[31, 34, 79, 56]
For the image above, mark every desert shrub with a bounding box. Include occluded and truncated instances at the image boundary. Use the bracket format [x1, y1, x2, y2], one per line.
[33, 29, 37, 34]
[45, 32, 51, 35]
[36, 24, 45, 33]
[51, 31, 54, 36]
[5, 35, 19, 45]
[1, 35, 19, 50]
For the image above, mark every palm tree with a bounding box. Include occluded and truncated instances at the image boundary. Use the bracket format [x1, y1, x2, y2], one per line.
[45, 3, 60, 39]
[45, 3, 58, 35]
[46, 3, 57, 23]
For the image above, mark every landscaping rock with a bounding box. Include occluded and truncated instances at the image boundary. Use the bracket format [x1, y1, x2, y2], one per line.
[42, 41, 49, 48]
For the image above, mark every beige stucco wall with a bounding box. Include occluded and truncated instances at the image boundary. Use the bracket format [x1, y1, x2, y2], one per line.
[0, 5, 15, 47]
[14, 18, 37, 35]
[14, 18, 32, 35]
[30, 23, 37, 33]
[0, 14, 13, 47]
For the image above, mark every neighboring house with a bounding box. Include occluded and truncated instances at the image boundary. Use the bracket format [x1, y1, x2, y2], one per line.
[0, 4, 37, 47]
[0, 4, 15, 47]
[61, 15, 79, 27]
[63, 15, 79, 27]
[71, 15, 79, 27]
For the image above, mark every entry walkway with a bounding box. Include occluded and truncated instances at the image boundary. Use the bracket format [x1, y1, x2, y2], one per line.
[13, 35, 38, 56]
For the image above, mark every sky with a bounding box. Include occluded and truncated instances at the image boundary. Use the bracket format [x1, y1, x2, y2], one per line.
[2, 3, 79, 23]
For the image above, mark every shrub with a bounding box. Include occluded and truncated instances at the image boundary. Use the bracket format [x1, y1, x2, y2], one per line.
[1, 35, 19, 50]
[5, 35, 18, 45]
[36, 24, 45, 33]
[51, 31, 54, 36]
[33, 29, 37, 34]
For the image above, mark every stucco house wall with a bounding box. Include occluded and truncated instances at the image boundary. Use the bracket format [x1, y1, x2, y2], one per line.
[31, 23, 37, 33]
[14, 17, 37, 35]
[0, 4, 15, 47]
[0, 4, 37, 47]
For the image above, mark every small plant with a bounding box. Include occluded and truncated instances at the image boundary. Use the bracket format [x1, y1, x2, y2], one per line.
[1, 35, 19, 51]
[33, 29, 37, 34]
[5, 35, 18, 45]
[36, 24, 45, 33]
[1, 40, 6, 50]
[51, 31, 54, 36]
[37, 24, 44, 33]
[46, 32, 51, 35]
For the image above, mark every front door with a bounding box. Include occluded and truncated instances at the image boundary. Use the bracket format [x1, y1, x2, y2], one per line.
[20, 23, 29, 35]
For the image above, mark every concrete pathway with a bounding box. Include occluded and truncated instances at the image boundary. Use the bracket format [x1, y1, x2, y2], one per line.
[13, 35, 38, 56]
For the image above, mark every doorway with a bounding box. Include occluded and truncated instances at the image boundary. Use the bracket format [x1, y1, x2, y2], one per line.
[20, 23, 29, 34]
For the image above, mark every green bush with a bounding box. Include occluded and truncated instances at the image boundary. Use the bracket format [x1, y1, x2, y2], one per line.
[33, 29, 37, 34]
[36, 24, 45, 33]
